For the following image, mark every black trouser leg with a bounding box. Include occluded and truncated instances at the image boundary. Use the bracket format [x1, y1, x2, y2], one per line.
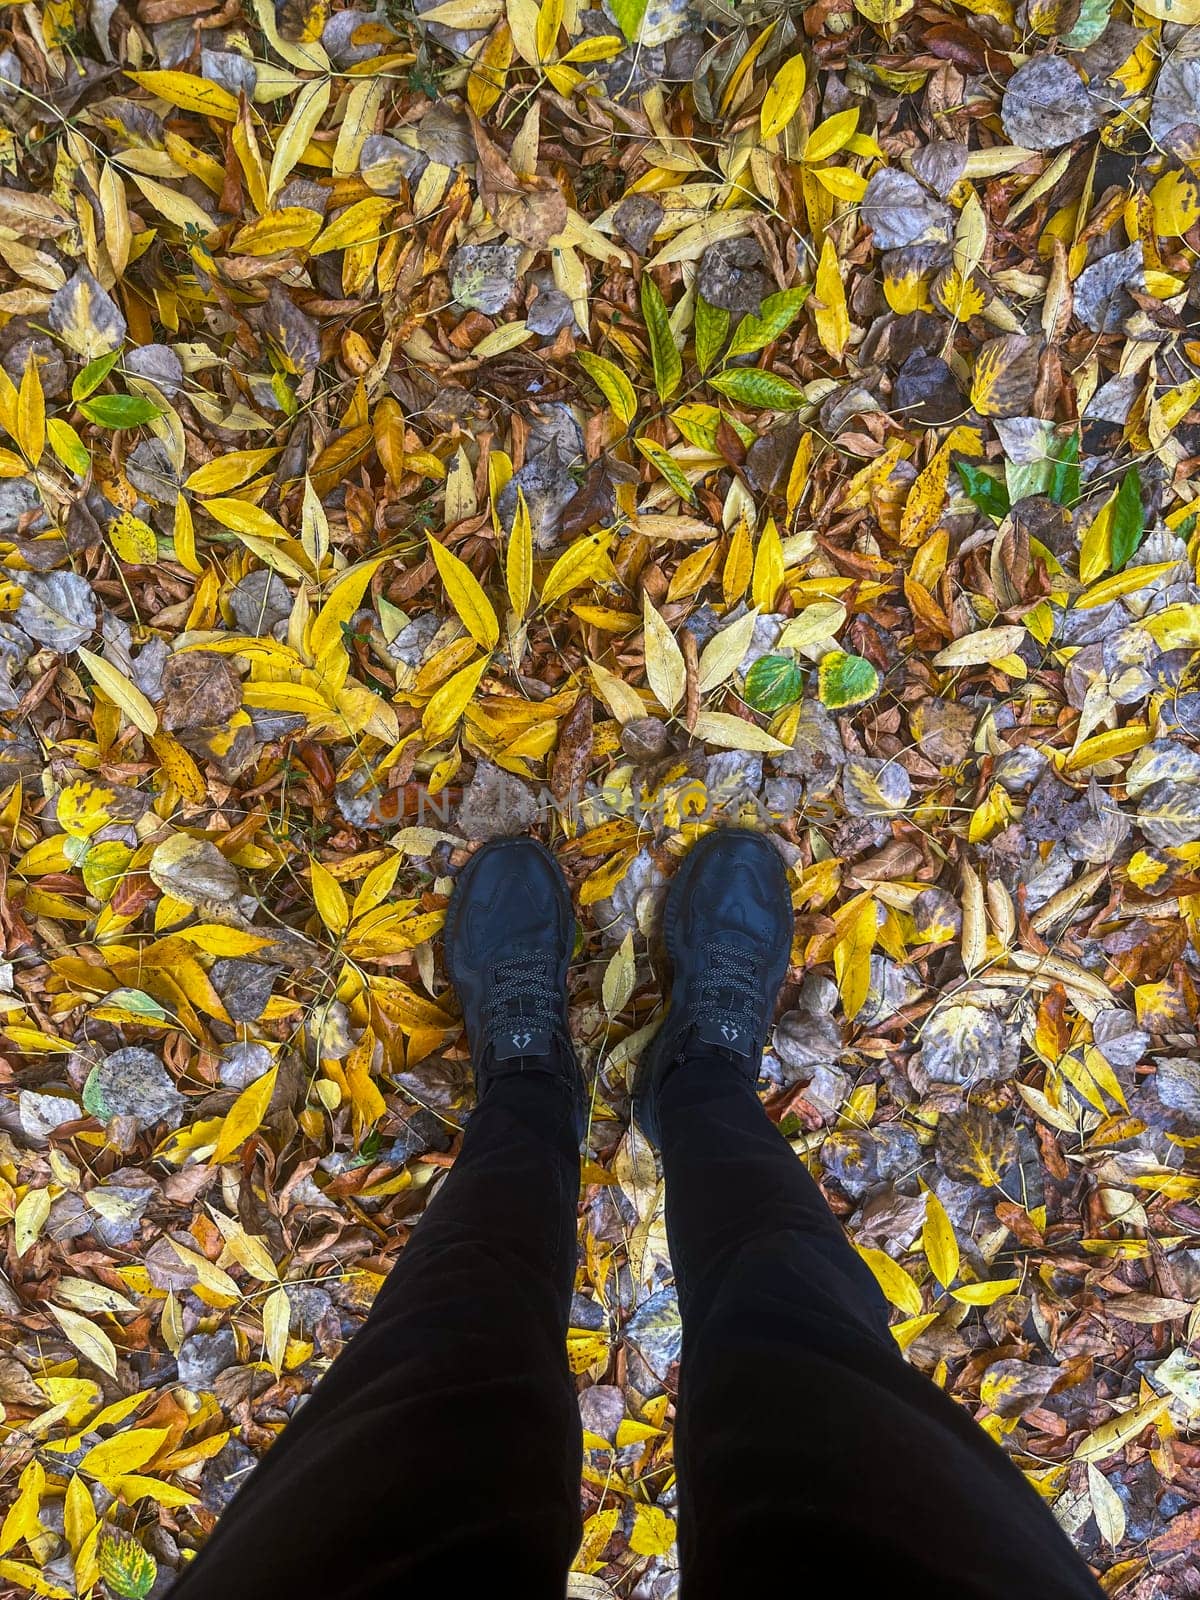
[659, 1057, 1102, 1600]
[171, 1073, 582, 1600]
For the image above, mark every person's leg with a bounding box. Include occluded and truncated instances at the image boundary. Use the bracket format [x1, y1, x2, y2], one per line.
[173, 839, 584, 1600]
[660, 1059, 1102, 1599]
[635, 829, 1102, 1600]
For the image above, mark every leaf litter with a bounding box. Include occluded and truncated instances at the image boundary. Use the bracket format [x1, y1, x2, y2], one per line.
[1, 0, 1200, 1591]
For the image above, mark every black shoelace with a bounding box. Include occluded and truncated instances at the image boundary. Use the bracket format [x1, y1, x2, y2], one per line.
[484, 951, 560, 1049]
[695, 940, 766, 1037]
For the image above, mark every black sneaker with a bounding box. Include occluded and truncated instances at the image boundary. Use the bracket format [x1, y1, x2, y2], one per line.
[633, 828, 792, 1146]
[443, 836, 583, 1131]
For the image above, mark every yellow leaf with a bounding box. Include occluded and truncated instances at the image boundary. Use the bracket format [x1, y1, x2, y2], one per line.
[130, 174, 216, 236]
[813, 236, 849, 358]
[629, 1503, 676, 1558]
[576, 350, 637, 426]
[309, 557, 385, 662]
[589, 657, 646, 723]
[209, 1212, 279, 1281]
[723, 519, 753, 605]
[267, 77, 332, 200]
[14, 1188, 51, 1256]
[185, 449, 279, 495]
[212, 1065, 278, 1164]
[506, 487, 533, 617]
[1151, 168, 1200, 237]
[127, 69, 239, 119]
[468, 18, 513, 116]
[811, 164, 868, 200]
[109, 509, 158, 565]
[149, 730, 208, 803]
[856, 1245, 923, 1316]
[310, 857, 349, 935]
[950, 1277, 1020, 1305]
[77, 648, 158, 737]
[63, 1475, 95, 1558]
[1073, 1394, 1171, 1462]
[691, 710, 789, 753]
[803, 107, 859, 163]
[751, 517, 785, 611]
[202, 497, 288, 542]
[540, 530, 612, 609]
[263, 1284, 290, 1377]
[172, 495, 200, 574]
[760, 52, 807, 140]
[535, 0, 562, 60]
[602, 931, 636, 1015]
[696, 608, 759, 693]
[899, 443, 951, 545]
[834, 895, 877, 1020]
[921, 1190, 960, 1289]
[0, 1462, 45, 1557]
[79, 1429, 169, 1487]
[231, 208, 324, 256]
[112, 1475, 198, 1508]
[1079, 489, 1117, 584]
[429, 536, 499, 650]
[422, 655, 489, 743]
[48, 1305, 118, 1379]
[17, 354, 44, 464]
[311, 196, 396, 255]
[642, 593, 685, 713]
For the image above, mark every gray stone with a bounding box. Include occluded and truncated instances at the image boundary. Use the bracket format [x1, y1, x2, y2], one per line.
[613, 194, 663, 254]
[1001, 57, 1101, 150]
[774, 1009, 842, 1074]
[211, 959, 277, 1022]
[527, 286, 576, 339]
[920, 1000, 1019, 1085]
[697, 236, 769, 315]
[496, 447, 578, 549]
[451, 243, 521, 316]
[83, 1048, 185, 1129]
[200, 1438, 259, 1513]
[230, 569, 292, 637]
[862, 168, 954, 249]
[1075, 243, 1143, 334]
[457, 759, 539, 840]
[177, 1329, 238, 1391]
[19, 1089, 81, 1140]
[86, 1180, 153, 1248]
[201, 48, 256, 99]
[16, 571, 97, 651]
[361, 134, 424, 196]
[622, 1287, 681, 1383]
[219, 1041, 274, 1090]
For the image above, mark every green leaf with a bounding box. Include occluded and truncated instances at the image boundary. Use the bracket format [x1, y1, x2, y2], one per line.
[640, 276, 681, 402]
[609, 0, 649, 42]
[1110, 467, 1145, 571]
[818, 650, 880, 709]
[1047, 429, 1080, 507]
[695, 294, 730, 373]
[743, 653, 805, 713]
[634, 436, 695, 503]
[78, 393, 163, 428]
[955, 461, 1010, 521]
[708, 368, 808, 410]
[726, 287, 811, 360]
[576, 350, 637, 427]
[72, 349, 120, 402]
[98, 1530, 157, 1600]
